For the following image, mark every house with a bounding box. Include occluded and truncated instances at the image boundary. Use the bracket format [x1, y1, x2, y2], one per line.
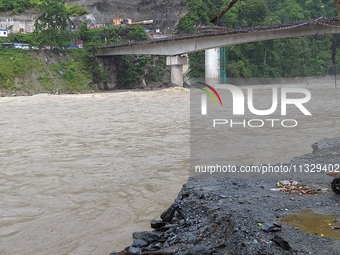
[0, 12, 37, 34]
[0, 28, 8, 37]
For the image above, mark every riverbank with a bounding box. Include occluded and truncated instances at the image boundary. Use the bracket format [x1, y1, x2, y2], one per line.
[0, 49, 97, 96]
[113, 137, 340, 255]
[0, 48, 172, 96]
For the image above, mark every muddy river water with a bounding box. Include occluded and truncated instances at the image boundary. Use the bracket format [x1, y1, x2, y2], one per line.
[0, 79, 339, 255]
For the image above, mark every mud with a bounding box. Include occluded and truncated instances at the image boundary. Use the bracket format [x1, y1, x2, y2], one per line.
[113, 137, 340, 255]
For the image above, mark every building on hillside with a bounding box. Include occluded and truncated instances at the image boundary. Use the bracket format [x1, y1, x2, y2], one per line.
[0, 18, 13, 29]
[88, 23, 105, 29]
[0, 14, 36, 33]
[112, 18, 132, 25]
[0, 28, 8, 37]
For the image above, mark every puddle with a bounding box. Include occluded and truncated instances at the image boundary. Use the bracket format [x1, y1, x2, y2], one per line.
[282, 210, 340, 238]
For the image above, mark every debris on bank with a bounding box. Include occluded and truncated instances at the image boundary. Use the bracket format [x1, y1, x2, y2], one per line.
[270, 180, 327, 195]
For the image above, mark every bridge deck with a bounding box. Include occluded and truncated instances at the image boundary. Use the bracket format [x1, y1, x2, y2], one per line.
[98, 17, 340, 56]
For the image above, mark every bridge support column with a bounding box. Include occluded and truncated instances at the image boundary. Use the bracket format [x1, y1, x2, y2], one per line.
[166, 55, 188, 87]
[205, 48, 220, 84]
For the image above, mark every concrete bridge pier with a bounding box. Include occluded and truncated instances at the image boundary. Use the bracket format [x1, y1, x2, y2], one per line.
[205, 48, 220, 85]
[166, 55, 188, 87]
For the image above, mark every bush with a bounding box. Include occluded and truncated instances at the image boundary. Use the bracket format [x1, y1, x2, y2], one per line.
[66, 4, 89, 17]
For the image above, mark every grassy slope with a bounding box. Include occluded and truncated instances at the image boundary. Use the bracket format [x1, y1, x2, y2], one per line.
[0, 49, 94, 96]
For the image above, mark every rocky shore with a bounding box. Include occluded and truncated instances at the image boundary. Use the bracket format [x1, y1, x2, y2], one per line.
[111, 138, 340, 255]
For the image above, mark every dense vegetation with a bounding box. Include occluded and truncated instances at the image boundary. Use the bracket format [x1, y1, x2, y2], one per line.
[0, 24, 158, 90]
[179, 0, 340, 79]
[0, 48, 94, 94]
[0, 0, 88, 16]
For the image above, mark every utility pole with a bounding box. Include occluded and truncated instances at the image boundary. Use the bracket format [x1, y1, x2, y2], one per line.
[334, 0, 340, 18]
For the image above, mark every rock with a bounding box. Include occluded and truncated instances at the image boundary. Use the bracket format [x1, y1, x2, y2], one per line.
[312, 137, 340, 153]
[260, 222, 282, 232]
[151, 242, 163, 250]
[187, 235, 199, 244]
[272, 235, 292, 251]
[150, 220, 166, 229]
[171, 217, 179, 223]
[175, 203, 188, 221]
[132, 231, 161, 244]
[128, 245, 141, 254]
[273, 222, 282, 228]
[132, 238, 148, 247]
[187, 245, 214, 255]
[160, 204, 177, 222]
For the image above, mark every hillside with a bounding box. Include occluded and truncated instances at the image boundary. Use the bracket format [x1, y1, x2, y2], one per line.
[65, 0, 187, 33]
[0, 0, 187, 33]
[0, 49, 95, 96]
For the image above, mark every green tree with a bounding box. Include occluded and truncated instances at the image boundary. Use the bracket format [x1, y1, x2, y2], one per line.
[238, 0, 270, 26]
[188, 52, 205, 77]
[79, 21, 90, 41]
[66, 4, 89, 17]
[126, 26, 148, 41]
[304, 0, 323, 18]
[34, 0, 71, 46]
[177, 16, 195, 34]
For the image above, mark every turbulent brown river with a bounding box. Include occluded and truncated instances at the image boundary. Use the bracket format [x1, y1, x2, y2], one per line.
[0, 79, 339, 255]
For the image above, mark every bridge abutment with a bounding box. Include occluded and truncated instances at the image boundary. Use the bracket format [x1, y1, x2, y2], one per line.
[205, 48, 220, 85]
[166, 55, 188, 87]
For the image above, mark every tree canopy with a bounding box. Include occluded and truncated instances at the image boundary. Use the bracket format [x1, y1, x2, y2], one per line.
[0, 0, 88, 16]
[34, 0, 71, 46]
[182, 0, 340, 79]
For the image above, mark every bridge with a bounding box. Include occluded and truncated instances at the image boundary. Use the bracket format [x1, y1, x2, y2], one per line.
[97, 17, 340, 86]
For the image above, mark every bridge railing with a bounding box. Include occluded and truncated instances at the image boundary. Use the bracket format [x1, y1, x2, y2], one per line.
[101, 17, 339, 49]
